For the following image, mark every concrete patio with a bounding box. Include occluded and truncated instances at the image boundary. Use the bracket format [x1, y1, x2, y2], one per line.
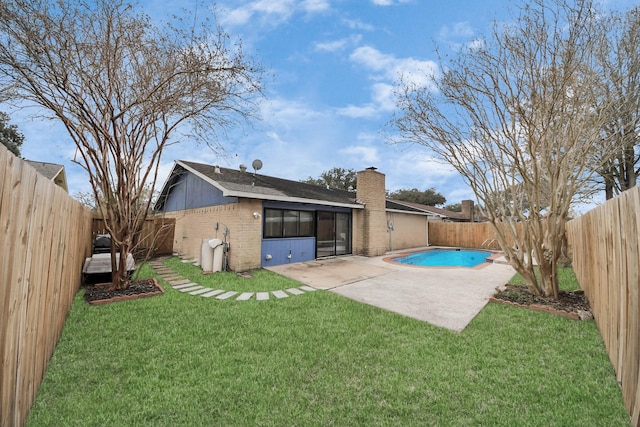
[266, 252, 516, 332]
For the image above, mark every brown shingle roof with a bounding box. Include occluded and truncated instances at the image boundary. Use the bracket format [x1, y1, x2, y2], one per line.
[156, 160, 362, 209]
[25, 160, 68, 192]
[386, 199, 470, 220]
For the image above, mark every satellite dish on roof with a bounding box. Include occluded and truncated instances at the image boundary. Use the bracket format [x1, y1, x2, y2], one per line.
[252, 159, 263, 171]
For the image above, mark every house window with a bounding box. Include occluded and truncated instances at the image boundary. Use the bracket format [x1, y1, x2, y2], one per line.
[264, 209, 314, 238]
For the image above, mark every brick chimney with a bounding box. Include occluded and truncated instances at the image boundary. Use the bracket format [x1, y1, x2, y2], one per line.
[461, 199, 474, 222]
[356, 167, 388, 256]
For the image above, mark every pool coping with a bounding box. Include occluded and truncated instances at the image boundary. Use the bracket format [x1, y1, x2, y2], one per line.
[382, 246, 504, 270]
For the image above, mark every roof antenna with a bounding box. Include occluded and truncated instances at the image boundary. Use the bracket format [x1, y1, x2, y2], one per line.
[251, 159, 263, 176]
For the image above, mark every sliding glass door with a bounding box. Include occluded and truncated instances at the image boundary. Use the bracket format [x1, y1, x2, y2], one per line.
[335, 212, 351, 255]
[316, 211, 351, 257]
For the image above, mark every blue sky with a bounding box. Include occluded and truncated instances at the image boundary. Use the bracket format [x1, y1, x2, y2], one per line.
[9, 0, 636, 209]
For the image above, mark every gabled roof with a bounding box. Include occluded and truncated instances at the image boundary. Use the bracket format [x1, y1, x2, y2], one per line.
[386, 199, 471, 221]
[155, 160, 363, 210]
[25, 160, 68, 192]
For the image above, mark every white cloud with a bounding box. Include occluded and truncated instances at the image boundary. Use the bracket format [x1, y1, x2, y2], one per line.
[260, 98, 325, 124]
[343, 18, 375, 31]
[349, 45, 438, 88]
[438, 22, 474, 40]
[221, 7, 254, 26]
[339, 46, 438, 117]
[370, 83, 395, 110]
[349, 45, 395, 75]
[219, 0, 329, 28]
[337, 104, 378, 119]
[301, 0, 331, 13]
[370, 0, 411, 5]
[315, 35, 362, 53]
[466, 38, 485, 50]
[337, 82, 396, 118]
[438, 22, 483, 52]
[384, 149, 459, 190]
[339, 145, 381, 164]
[447, 188, 477, 203]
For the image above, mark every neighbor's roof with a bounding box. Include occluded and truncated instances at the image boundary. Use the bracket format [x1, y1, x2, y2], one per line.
[386, 199, 470, 220]
[25, 160, 68, 192]
[155, 160, 363, 210]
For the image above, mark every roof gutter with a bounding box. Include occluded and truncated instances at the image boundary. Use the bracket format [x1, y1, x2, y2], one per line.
[223, 190, 364, 209]
[385, 208, 443, 217]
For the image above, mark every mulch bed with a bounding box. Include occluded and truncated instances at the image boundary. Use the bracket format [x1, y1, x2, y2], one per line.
[491, 285, 593, 320]
[83, 278, 164, 305]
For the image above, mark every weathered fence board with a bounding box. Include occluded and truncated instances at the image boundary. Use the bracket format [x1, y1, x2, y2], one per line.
[0, 145, 93, 427]
[428, 221, 494, 248]
[428, 221, 521, 249]
[567, 185, 640, 427]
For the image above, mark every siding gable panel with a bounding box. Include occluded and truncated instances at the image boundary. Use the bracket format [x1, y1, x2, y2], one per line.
[164, 171, 237, 211]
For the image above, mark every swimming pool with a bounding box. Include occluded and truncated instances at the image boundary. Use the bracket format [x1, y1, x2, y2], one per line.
[391, 248, 492, 268]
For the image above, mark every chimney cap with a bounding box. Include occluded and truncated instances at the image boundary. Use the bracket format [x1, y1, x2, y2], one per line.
[365, 166, 377, 171]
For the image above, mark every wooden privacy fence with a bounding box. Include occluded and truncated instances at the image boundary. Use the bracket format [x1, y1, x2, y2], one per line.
[0, 146, 93, 427]
[428, 221, 527, 250]
[428, 221, 510, 248]
[92, 216, 175, 258]
[566, 186, 640, 426]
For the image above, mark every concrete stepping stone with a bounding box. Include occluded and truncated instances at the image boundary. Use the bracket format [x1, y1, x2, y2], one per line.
[300, 286, 317, 292]
[169, 279, 191, 286]
[179, 284, 203, 293]
[201, 289, 225, 298]
[286, 288, 305, 295]
[236, 292, 254, 301]
[189, 287, 213, 295]
[173, 282, 198, 289]
[162, 275, 182, 281]
[256, 292, 270, 301]
[216, 291, 238, 300]
[272, 290, 288, 299]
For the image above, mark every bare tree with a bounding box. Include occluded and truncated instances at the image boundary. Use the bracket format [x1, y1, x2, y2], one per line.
[74, 184, 156, 214]
[391, 0, 618, 298]
[0, 0, 262, 290]
[594, 7, 640, 199]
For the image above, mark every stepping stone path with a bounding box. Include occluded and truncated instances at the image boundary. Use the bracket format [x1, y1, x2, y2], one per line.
[148, 258, 318, 302]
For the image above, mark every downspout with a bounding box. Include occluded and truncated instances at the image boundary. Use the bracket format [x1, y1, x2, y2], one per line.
[387, 213, 394, 251]
[426, 216, 430, 246]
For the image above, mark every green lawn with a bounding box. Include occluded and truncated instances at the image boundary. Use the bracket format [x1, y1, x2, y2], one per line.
[158, 256, 301, 292]
[26, 261, 629, 426]
[508, 265, 581, 291]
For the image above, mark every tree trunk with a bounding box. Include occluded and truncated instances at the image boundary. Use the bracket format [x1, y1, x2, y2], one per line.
[605, 174, 614, 200]
[109, 243, 130, 291]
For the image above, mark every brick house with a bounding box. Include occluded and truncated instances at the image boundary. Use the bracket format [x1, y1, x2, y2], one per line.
[154, 160, 473, 271]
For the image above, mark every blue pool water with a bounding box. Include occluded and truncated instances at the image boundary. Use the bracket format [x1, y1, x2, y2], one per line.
[392, 248, 492, 268]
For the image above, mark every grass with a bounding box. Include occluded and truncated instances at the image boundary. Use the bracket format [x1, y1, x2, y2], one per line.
[158, 257, 300, 292]
[509, 266, 580, 291]
[26, 260, 629, 426]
